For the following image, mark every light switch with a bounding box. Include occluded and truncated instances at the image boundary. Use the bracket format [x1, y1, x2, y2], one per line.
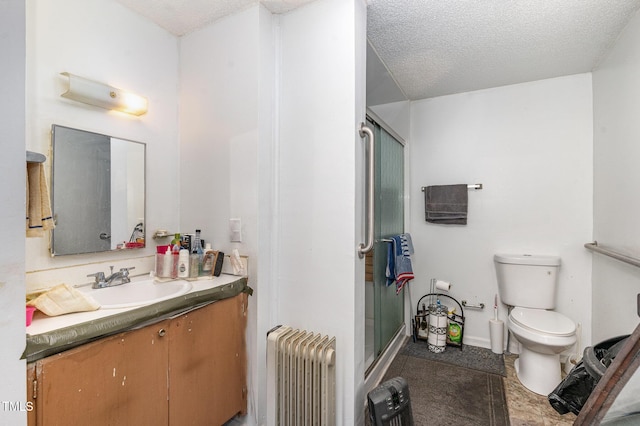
[230, 218, 242, 242]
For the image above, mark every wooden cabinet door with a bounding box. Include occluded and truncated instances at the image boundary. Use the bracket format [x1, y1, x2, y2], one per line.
[168, 293, 247, 425]
[27, 362, 36, 426]
[35, 319, 170, 426]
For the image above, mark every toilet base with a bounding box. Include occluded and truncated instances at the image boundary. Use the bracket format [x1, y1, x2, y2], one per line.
[514, 347, 562, 395]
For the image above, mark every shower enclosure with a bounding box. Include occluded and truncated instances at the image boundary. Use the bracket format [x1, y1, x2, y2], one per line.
[363, 113, 406, 371]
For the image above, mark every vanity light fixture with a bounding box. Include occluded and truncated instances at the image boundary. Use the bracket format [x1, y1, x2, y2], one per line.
[60, 72, 148, 116]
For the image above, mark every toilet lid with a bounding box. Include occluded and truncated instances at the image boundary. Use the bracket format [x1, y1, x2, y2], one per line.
[510, 307, 575, 336]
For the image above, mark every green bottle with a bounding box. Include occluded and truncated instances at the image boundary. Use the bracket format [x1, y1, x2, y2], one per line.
[171, 233, 181, 249]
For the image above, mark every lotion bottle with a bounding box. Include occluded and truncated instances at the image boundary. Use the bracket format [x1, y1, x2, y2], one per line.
[177, 249, 189, 278]
[162, 245, 173, 278]
[201, 243, 216, 275]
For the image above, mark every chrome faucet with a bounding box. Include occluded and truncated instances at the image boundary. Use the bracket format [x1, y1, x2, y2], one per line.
[87, 266, 135, 289]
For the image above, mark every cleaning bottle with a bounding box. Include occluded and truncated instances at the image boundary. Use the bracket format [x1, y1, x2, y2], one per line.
[448, 308, 462, 344]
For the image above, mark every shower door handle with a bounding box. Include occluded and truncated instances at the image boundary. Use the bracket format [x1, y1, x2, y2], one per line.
[358, 122, 374, 258]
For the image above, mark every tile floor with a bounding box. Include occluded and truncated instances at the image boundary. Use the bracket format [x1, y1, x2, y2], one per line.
[504, 354, 576, 425]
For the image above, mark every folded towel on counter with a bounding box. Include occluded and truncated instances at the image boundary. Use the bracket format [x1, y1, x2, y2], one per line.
[26, 284, 100, 316]
[386, 233, 415, 294]
[424, 184, 468, 225]
[26, 162, 55, 237]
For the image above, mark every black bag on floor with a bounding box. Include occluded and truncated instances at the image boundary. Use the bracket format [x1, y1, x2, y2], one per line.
[548, 361, 597, 415]
[548, 335, 630, 416]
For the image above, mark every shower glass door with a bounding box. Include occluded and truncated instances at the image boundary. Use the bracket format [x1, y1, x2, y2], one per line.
[368, 116, 405, 367]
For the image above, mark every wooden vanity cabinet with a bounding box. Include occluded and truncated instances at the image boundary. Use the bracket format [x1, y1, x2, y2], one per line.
[169, 292, 248, 424]
[27, 293, 247, 426]
[31, 319, 171, 425]
[26, 363, 36, 426]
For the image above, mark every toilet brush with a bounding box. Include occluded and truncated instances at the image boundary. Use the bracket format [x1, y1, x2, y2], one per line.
[489, 294, 504, 354]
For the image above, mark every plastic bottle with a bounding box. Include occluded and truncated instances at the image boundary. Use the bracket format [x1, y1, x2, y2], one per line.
[193, 230, 204, 256]
[171, 232, 182, 252]
[189, 252, 199, 278]
[162, 245, 173, 278]
[177, 249, 189, 278]
[201, 243, 216, 275]
[193, 229, 204, 276]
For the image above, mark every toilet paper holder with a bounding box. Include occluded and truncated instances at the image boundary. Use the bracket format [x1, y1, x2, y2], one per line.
[413, 293, 465, 351]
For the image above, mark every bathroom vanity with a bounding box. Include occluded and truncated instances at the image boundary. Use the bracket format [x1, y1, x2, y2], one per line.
[25, 276, 249, 426]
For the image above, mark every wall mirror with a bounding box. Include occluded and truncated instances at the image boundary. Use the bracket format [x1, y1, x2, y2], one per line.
[51, 125, 145, 256]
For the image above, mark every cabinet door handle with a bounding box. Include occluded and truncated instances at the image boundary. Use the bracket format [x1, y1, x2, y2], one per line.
[158, 328, 166, 337]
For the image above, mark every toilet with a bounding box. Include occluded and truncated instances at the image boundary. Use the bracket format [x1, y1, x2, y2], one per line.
[494, 253, 576, 395]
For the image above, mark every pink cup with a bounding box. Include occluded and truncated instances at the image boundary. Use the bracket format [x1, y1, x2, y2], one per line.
[26, 306, 36, 326]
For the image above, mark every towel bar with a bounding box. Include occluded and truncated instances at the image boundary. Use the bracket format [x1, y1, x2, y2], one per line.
[421, 183, 482, 191]
[27, 150, 46, 163]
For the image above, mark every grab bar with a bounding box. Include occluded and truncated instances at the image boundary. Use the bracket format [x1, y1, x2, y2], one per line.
[461, 300, 485, 310]
[358, 123, 375, 258]
[585, 242, 640, 269]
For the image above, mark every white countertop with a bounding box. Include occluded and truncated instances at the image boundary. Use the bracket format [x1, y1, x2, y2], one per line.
[27, 273, 243, 336]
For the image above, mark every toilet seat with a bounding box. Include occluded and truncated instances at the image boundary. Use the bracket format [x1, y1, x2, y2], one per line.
[510, 307, 575, 336]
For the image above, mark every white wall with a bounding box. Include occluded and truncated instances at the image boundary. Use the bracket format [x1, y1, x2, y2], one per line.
[592, 8, 640, 342]
[277, 0, 366, 423]
[179, 6, 265, 424]
[181, 2, 367, 424]
[25, 0, 180, 291]
[0, 1, 28, 424]
[368, 100, 411, 142]
[256, 5, 277, 423]
[409, 75, 594, 350]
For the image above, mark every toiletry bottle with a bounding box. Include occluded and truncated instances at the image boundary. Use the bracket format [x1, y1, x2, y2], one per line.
[194, 229, 204, 256]
[193, 229, 204, 275]
[177, 249, 189, 278]
[201, 243, 216, 274]
[171, 233, 181, 249]
[189, 251, 200, 278]
[162, 245, 173, 278]
[171, 237, 181, 278]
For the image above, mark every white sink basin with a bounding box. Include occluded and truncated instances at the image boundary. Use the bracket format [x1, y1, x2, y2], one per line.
[78, 279, 192, 309]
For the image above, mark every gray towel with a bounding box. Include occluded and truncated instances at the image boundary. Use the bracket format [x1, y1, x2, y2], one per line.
[424, 184, 468, 225]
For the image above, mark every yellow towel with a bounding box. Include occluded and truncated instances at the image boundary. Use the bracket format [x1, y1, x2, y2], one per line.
[26, 162, 55, 237]
[26, 284, 100, 316]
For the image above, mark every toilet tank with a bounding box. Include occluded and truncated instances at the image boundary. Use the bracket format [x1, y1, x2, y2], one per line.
[494, 254, 561, 309]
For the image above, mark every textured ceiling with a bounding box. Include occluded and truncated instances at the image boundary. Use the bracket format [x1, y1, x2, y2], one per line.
[114, 0, 316, 36]
[115, 0, 640, 102]
[368, 0, 640, 101]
